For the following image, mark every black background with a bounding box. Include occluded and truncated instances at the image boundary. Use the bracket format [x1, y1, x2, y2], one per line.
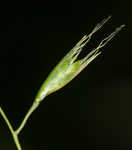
[0, 0, 132, 150]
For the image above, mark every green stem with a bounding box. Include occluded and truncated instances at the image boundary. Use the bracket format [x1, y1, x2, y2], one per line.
[15, 101, 40, 135]
[0, 107, 22, 150]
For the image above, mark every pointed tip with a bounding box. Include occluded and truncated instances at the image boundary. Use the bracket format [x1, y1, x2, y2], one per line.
[91, 15, 112, 36]
[107, 15, 112, 20]
[101, 15, 112, 25]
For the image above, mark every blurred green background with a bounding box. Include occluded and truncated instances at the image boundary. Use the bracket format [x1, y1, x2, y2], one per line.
[0, 0, 132, 150]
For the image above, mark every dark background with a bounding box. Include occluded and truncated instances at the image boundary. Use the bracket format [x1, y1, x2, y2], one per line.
[0, 0, 131, 150]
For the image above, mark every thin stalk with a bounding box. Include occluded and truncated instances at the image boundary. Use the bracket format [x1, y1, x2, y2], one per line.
[15, 101, 40, 135]
[0, 107, 22, 150]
